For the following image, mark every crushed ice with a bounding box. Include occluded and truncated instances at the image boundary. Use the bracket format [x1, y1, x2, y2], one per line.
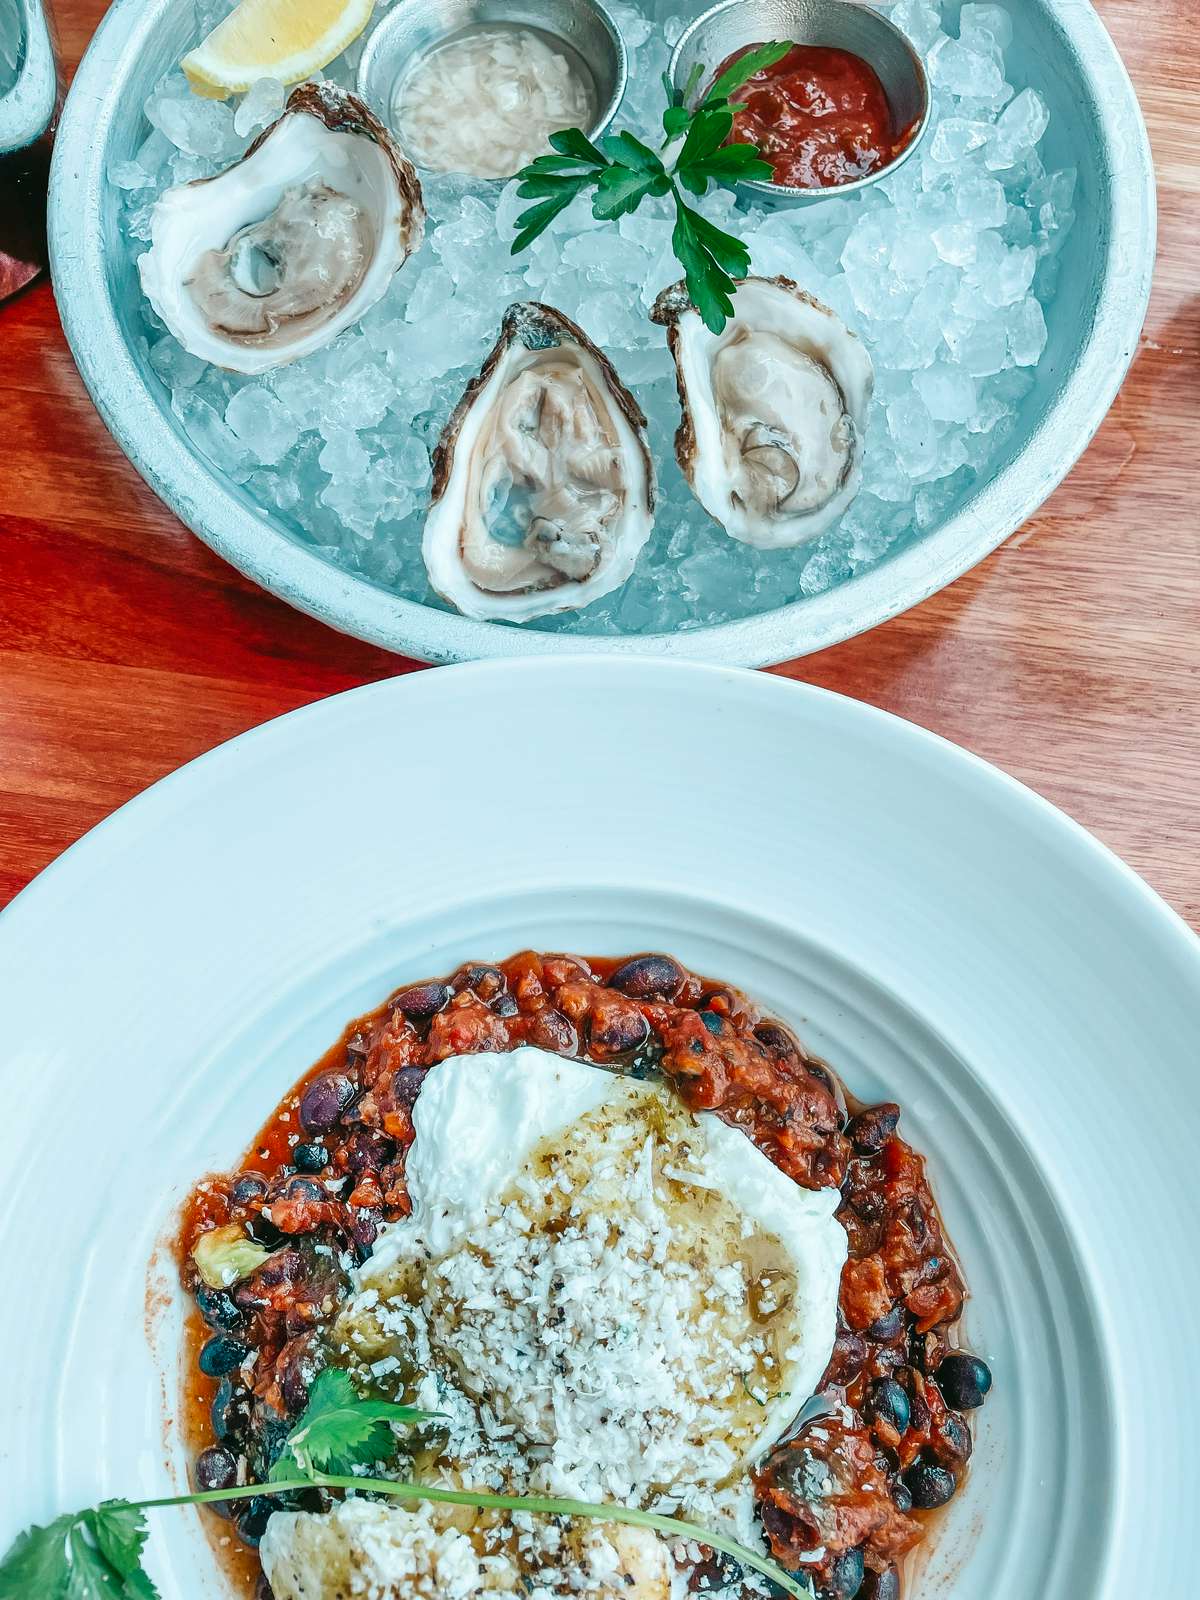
[111, 0, 1077, 634]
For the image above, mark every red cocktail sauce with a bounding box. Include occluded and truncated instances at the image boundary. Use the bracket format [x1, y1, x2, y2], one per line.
[718, 42, 916, 189]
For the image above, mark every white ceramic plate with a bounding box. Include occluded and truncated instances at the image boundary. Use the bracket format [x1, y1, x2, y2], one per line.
[1, 659, 1197, 1598]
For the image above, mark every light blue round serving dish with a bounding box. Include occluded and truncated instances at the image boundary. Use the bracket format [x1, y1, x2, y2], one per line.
[46, 0, 1155, 667]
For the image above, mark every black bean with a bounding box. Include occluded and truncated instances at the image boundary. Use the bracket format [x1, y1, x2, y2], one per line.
[195, 1283, 243, 1331]
[688, 1550, 744, 1591]
[824, 1332, 867, 1385]
[293, 1142, 328, 1173]
[350, 1208, 380, 1257]
[272, 1174, 325, 1205]
[866, 1306, 905, 1342]
[299, 1072, 355, 1134]
[902, 1457, 957, 1510]
[244, 1212, 286, 1248]
[235, 1495, 275, 1547]
[935, 1351, 992, 1410]
[229, 1173, 267, 1206]
[860, 1567, 900, 1600]
[456, 964, 505, 1000]
[590, 1009, 650, 1055]
[608, 954, 686, 1002]
[753, 1022, 802, 1059]
[391, 1066, 428, 1106]
[340, 1127, 394, 1173]
[865, 1378, 910, 1435]
[698, 1009, 725, 1035]
[199, 1335, 248, 1378]
[389, 981, 450, 1019]
[847, 1104, 901, 1155]
[525, 1006, 578, 1055]
[194, 1445, 237, 1492]
[210, 1379, 251, 1442]
[934, 1410, 974, 1468]
[890, 1478, 913, 1514]
[492, 993, 519, 1017]
[824, 1546, 865, 1599]
[280, 1355, 319, 1415]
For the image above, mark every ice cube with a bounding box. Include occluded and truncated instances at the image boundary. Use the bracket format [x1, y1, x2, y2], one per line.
[319, 428, 371, 478]
[927, 37, 1008, 101]
[1007, 297, 1048, 366]
[234, 77, 285, 138]
[225, 387, 300, 465]
[148, 335, 208, 390]
[959, 4, 1014, 54]
[986, 88, 1050, 169]
[929, 116, 992, 165]
[916, 364, 979, 424]
[171, 390, 254, 483]
[956, 175, 1008, 228]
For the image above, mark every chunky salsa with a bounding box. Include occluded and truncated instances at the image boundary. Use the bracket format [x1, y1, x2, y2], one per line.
[179, 951, 991, 1600]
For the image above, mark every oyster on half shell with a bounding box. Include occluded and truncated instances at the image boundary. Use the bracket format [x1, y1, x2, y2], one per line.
[423, 304, 655, 622]
[651, 277, 874, 550]
[139, 83, 424, 375]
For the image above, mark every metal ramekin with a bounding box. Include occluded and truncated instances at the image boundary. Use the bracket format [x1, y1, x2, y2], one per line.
[356, 0, 626, 176]
[670, 0, 931, 205]
[0, 0, 55, 155]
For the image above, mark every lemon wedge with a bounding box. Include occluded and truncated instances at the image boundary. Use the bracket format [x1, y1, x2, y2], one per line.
[182, 0, 376, 98]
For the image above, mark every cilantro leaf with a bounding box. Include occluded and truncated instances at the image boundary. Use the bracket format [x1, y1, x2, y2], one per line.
[88, 1505, 149, 1584]
[702, 40, 792, 108]
[65, 1528, 123, 1599]
[273, 1368, 436, 1480]
[0, 1514, 73, 1598]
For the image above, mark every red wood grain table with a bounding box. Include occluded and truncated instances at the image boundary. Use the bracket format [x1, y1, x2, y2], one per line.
[1, 0, 1197, 926]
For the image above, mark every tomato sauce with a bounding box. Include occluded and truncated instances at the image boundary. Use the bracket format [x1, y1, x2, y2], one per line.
[718, 43, 916, 189]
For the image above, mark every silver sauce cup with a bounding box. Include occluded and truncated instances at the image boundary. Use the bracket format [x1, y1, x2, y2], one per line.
[670, 0, 931, 206]
[356, 0, 627, 178]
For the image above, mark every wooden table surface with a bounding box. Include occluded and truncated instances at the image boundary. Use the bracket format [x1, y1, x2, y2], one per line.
[1, 0, 1197, 927]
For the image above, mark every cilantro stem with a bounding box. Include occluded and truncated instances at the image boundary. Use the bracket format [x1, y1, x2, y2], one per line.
[130, 1475, 812, 1600]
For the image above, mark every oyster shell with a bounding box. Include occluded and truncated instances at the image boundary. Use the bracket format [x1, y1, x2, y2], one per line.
[651, 277, 874, 549]
[139, 83, 424, 375]
[423, 303, 655, 622]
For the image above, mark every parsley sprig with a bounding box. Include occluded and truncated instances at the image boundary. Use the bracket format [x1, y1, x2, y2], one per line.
[0, 1368, 816, 1600]
[511, 41, 791, 334]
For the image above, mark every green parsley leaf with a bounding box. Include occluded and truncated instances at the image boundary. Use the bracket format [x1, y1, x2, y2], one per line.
[686, 143, 776, 185]
[661, 103, 691, 138]
[672, 199, 743, 334]
[0, 1514, 73, 1598]
[675, 105, 735, 172]
[510, 189, 587, 254]
[701, 40, 792, 109]
[548, 127, 607, 165]
[599, 129, 665, 174]
[592, 163, 670, 221]
[273, 1367, 436, 1480]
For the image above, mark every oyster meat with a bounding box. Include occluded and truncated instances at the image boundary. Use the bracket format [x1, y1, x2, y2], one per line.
[651, 277, 874, 549]
[139, 83, 424, 374]
[423, 303, 655, 622]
